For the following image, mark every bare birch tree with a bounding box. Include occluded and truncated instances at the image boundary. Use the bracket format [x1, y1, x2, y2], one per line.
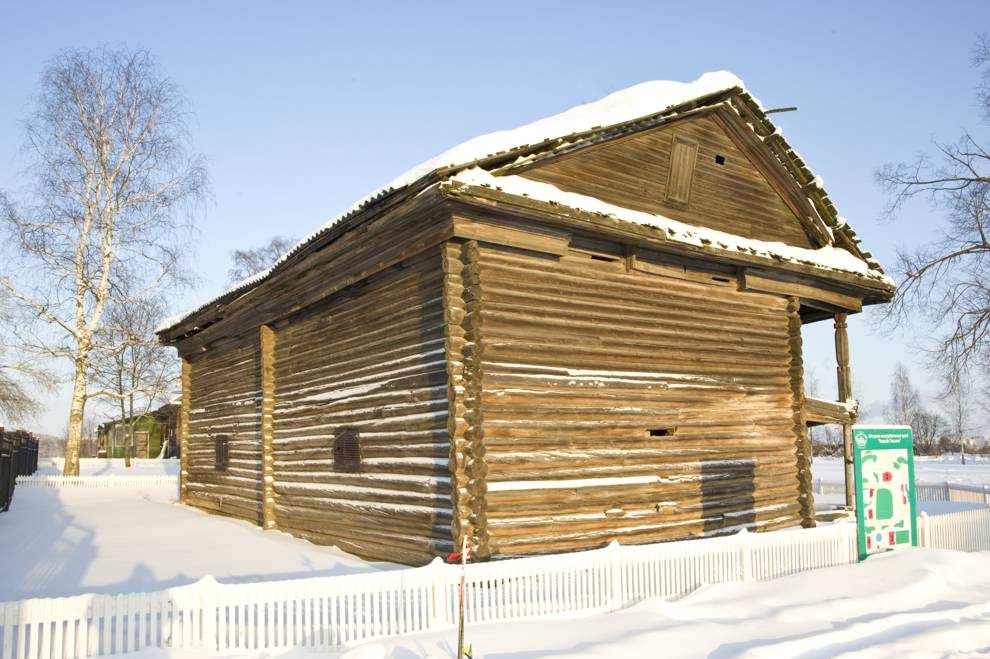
[913, 410, 944, 456]
[887, 363, 921, 426]
[876, 36, 990, 377]
[0, 48, 206, 475]
[0, 296, 49, 424]
[886, 362, 944, 455]
[0, 345, 46, 425]
[91, 296, 179, 467]
[940, 365, 973, 464]
[227, 235, 297, 285]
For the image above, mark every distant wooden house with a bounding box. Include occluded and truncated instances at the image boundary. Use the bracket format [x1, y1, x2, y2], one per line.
[98, 402, 181, 459]
[157, 73, 894, 565]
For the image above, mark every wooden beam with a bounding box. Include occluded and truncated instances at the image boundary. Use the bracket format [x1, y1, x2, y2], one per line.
[461, 240, 491, 560]
[452, 215, 571, 256]
[260, 325, 277, 530]
[787, 296, 815, 527]
[442, 241, 470, 557]
[442, 185, 895, 302]
[741, 271, 863, 312]
[710, 106, 834, 248]
[634, 253, 737, 287]
[834, 313, 856, 508]
[804, 397, 857, 426]
[179, 359, 191, 504]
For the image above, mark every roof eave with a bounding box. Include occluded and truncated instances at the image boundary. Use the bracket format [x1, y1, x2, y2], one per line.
[440, 179, 896, 304]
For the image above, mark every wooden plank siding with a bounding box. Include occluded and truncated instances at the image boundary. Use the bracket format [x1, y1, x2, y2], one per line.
[518, 114, 817, 249]
[471, 242, 804, 556]
[269, 248, 454, 565]
[185, 340, 264, 523]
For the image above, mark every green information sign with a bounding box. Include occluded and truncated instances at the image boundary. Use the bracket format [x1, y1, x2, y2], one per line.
[853, 425, 918, 560]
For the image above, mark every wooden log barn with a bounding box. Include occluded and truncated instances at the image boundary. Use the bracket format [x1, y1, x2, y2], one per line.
[157, 72, 894, 565]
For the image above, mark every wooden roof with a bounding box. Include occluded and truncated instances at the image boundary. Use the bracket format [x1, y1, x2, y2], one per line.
[159, 78, 891, 341]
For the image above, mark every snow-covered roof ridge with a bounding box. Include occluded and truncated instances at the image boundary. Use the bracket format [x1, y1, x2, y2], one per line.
[157, 72, 881, 335]
[157, 72, 750, 334]
[446, 168, 894, 287]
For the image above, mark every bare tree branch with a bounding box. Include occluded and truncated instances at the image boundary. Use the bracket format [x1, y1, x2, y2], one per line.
[0, 48, 206, 475]
[875, 39, 990, 379]
[227, 235, 297, 285]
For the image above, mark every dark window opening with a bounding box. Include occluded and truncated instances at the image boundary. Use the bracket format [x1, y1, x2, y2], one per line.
[715, 154, 726, 165]
[590, 254, 617, 262]
[334, 427, 361, 473]
[649, 428, 674, 437]
[711, 276, 732, 283]
[214, 435, 230, 471]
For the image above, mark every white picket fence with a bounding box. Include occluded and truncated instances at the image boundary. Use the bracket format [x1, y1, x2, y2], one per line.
[813, 478, 990, 505]
[15, 475, 179, 490]
[2, 508, 989, 659]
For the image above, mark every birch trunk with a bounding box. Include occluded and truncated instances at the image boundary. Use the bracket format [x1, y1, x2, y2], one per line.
[0, 50, 205, 475]
[64, 360, 88, 476]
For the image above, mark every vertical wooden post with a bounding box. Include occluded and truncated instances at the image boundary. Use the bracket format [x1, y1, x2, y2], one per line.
[834, 313, 855, 509]
[787, 297, 815, 527]
[260, 325, 277, 530]
[442, 241, 473, 556]
[179, 359, 191, 504]
[461, 240, 490, 559]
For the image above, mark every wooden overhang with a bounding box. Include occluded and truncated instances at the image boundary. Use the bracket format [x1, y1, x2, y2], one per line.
[158, 85, 891, 345]
[440, 180, 895, 309]
[804, 396, 858, 427]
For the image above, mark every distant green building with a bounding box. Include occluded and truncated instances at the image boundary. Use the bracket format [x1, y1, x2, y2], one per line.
[97, 402, 179, 459]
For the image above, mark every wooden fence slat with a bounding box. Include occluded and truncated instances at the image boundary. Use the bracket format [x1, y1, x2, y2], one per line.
[1, 511, 989, 657]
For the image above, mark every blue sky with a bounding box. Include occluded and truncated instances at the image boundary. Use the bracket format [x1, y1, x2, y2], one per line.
[2, 2, 988, 434]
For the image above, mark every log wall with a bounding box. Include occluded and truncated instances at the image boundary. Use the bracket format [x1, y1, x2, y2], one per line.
[519, 114, 815, 248]
[269, 248, 453, 565]
[185, 339, 264, 523]
[472, 241, 804, 556]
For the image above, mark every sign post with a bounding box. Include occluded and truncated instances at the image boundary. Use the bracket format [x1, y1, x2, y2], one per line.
[852, 425, 918, 560]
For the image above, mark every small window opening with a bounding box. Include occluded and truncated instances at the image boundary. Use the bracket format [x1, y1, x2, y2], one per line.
[649, 428, 673, 437]
[711, 276, 732, 283]
[214, 435, 230, 471]
[715, 154, 726, 166]
[590, 254, 617, 262]
[333, 427, 361, 473]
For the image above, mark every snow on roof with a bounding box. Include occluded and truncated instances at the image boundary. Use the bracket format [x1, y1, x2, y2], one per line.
[372, 71, 744, 193]
[157, 71, 862, 334]
[447, 168, 893, 286]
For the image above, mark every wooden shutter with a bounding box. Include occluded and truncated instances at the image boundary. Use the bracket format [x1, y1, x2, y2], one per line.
[333, 427, 361, 473]
[214, 435, 229, 471]
[666, 133, 699, 204]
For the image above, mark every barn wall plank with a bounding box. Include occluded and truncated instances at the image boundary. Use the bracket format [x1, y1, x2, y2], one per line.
[475, 242, 803, 556]
[186, 339, 264, 524]
[271, 247, 453, 564]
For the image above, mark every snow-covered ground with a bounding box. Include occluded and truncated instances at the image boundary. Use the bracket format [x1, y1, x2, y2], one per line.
[5, 458, 989, 657]
[124, 548, 990, 658]
[814, 454, 990, 486]
[0, 485, 397, 601]
[36, 457, 180, 476]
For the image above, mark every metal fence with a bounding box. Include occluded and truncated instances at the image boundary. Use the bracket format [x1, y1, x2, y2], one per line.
[0, 429, 39, 513]
[1, 508, 989, 658]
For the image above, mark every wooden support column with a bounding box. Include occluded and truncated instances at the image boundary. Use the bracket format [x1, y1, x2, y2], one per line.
[834, 313, 855, 508]
[787, 297, 815, 527]
[260, 325, 277, 530]
[179, 359, 191, 504]
[461, 240, 490, 558]
[442, 242, 472, 554]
